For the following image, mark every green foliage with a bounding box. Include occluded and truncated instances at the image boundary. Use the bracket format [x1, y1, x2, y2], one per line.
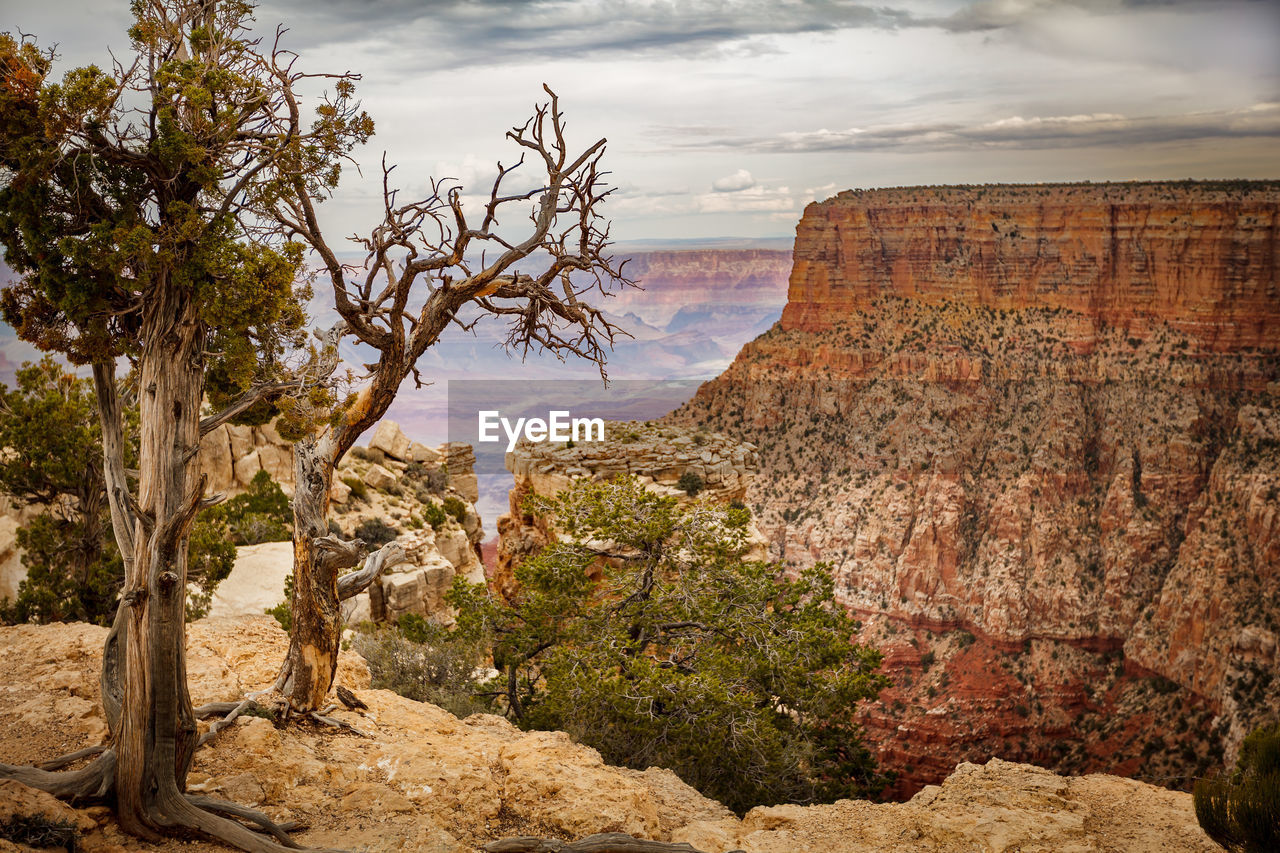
[351, 614, 488, 718]
[676, 471, 704, 496]
[441, 495, 468, 524]
[0, 360, 249, 624]
[266, 571, 295, 633]
[420, 500, 447, 531]
[1194, 722, 1280, 852]
[185, 512, 237, 621]
[1, 512, 124, 627]
[341, 476, 369, 502]
[354, 517, 399, 547]
[203, 469, 292, 546]
[449, 476, 890, 812]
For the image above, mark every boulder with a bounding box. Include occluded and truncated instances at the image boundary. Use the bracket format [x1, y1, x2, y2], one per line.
[199, 424, 236, 495]
[369, 420, 411, 461]
[232, 449, 262, 487]
[256, 443, 294, 490]
[409, 441, 441, 465]
[330, 478, 352, 505]
[364, 463, 397, 491]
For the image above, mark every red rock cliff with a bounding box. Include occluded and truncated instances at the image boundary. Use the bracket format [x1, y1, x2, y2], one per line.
[670, 181, 1280, 798]
[782, 183, 1278, 353]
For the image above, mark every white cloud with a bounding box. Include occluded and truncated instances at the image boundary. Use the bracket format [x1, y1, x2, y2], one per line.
[712, 169, 757, 192]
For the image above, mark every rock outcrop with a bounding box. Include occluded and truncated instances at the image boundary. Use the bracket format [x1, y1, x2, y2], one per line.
[493, 421, 759, 599]
[205, 419, 486, 628]
[670, 181, 1280, 796]
[0, 616, 1222, 853]
[198, 420, 296, 496]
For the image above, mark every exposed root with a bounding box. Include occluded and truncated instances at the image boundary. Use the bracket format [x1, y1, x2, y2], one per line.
[195, 700, 244, 719]
[0, 750, 115, 802]
[308, 712, 369, 738]
[186, 794, 306, 847]
[483, 835, 714, 853]
[198, 697, 263, 747]
[160, 789, 349, 853]
[36, 744, 108, 771]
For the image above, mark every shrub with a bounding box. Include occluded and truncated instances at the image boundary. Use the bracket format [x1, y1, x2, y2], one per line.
[677, 471, 704, 496]
[206, 470, 292, 546]
[450, 475, 890, 812]
[405, 462, 448, 495]
[351, 615, 488, 718]
[354, 517, 400, 547]
[342, 476, 369, 502]
[0, 814, 79, 850]
[420, 500, 447, 531]
[442, 495, 468, 523]
[1194, 722, 1280, 852]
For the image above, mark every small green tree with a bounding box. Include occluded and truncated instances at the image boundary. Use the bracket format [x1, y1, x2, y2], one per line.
[1195, 722, 1280, 852]
[205, 469, 292, 546]
[449, 475, 890, 812]
[677, 471, 704, 496]
[0, 359, 238, 625]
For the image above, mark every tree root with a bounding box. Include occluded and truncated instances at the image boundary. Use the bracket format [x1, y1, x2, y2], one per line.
[157, 787, 350, 853]
[36, 744, 108, 771]
[309, 711, 369, 737]
[186, 794, 306, 847]
[0, 750, 115, 802]
[483, 834, 718, 853]
[198, 697, 264, 746]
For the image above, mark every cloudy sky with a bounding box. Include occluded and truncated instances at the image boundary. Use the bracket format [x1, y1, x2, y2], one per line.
[4, 0, 1277, 245]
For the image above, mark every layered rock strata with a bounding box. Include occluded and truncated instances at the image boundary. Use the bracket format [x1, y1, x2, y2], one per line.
[669, 181, 1280, 796]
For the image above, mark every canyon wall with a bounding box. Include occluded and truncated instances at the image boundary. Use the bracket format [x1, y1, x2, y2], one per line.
[669, 181, 1280, 796]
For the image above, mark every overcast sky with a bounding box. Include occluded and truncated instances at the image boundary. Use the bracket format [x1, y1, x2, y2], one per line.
[2, 0, 1277, 243]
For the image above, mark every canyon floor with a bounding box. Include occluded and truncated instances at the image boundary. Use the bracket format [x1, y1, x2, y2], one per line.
[0, 615, 1220, 853]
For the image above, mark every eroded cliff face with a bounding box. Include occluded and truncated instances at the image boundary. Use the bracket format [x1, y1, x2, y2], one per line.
[670, 181, 1280, 797]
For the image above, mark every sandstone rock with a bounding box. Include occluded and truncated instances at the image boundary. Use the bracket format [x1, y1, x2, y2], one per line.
[232, 449, 262, 486]
[0, 779, 95, 835]
[0, 512, 25, 602]
[226, 423, 255, 460]
[364, 463, 397, 491]
[369, 420, 411, 461]
[0, 618, 1224, 853]
[341, 591, 371, 625]
[330, 478, 352, 505]
[199, 424, 237, 495]
[409, 441, 441, 465]
[255, 443, 294, 491]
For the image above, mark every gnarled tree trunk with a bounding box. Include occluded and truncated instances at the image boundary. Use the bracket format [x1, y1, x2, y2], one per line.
[111, 278, 205, 839]
[279, 386, 406, 713]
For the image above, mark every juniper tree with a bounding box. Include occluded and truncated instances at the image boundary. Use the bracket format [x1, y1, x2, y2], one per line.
[265, 85, 631, 715]
[0, 2, 367, 849]
[449, 476, 891, 812]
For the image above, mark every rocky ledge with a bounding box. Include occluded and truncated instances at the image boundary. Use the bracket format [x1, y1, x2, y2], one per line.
[0, 616, 1220, 853]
